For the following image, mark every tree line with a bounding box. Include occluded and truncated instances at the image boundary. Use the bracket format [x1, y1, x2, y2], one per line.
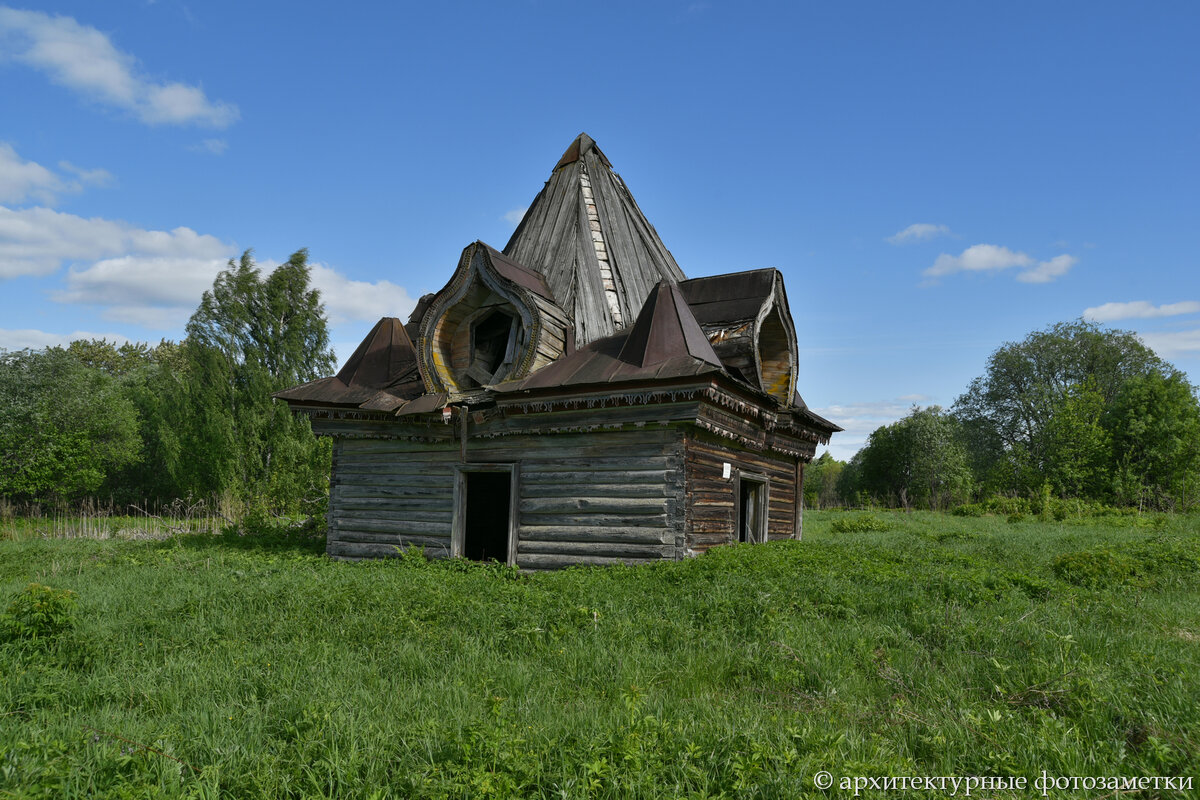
[5, 266, 1198, 517]
[805, 320, 1200, 512]
[0, 250, 333, 513]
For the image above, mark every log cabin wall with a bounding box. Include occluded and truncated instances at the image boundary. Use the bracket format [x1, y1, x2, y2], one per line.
[683, 430, 799, 555]
[318, 421, 687, 568]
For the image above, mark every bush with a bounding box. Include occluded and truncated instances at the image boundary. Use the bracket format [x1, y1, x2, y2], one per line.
[0, 583, 77, 641]
[1052, 549, 1139, 588]
[980, 495, 1032, 516]
[830, 514, 891, 533]
[951, 503, 985, 517]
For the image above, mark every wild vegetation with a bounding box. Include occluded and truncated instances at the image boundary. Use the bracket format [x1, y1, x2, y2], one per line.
[1, 511, 1196, 798]
[0, 250, 331, 515]
[809, 321, 1200, 512]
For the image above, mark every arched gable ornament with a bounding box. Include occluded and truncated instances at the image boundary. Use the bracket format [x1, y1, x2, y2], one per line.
[416, 242, 571, 395]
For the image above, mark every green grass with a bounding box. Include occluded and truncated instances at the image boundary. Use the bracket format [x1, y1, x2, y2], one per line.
[1, 512, 1197, 798]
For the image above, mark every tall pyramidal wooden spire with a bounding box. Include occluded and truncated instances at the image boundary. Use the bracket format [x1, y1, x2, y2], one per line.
[503, 133, 686, 346]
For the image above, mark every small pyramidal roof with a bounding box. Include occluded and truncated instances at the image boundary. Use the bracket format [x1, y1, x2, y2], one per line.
[504, 132, 686, 346]
[273, 317, 422, 411]
[619, 281, 721, 368]
[336, 316, 417, 388]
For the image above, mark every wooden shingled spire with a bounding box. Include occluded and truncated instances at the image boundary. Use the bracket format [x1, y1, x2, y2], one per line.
[503, 133, 686, 346]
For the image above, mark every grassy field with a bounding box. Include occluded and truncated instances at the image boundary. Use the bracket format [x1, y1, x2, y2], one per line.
[0, 511, 1197, 798]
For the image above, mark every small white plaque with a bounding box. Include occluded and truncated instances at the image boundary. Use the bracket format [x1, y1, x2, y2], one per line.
[722, 462, 732, 479]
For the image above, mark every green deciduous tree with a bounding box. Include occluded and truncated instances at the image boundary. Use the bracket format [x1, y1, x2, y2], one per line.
[1041, 378, 1111, 500]
[954, 319, 1169, 495]
[1104, 371, 1200, 511]
[162, 249, 335, 508]
[0, 348, 140, 503]
[850, 406, 973, 510]
[803, 452, 845, 509]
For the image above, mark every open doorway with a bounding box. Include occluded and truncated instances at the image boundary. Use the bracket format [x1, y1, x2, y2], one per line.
[737, 474, 767, 544]
[454, 465, 516, 564]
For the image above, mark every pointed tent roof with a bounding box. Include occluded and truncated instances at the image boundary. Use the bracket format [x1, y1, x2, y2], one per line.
[336, 316, 418, 387]
[619, 280, 721, 368]
[273, 317, 424, 411]
[503, 132, 686, 346]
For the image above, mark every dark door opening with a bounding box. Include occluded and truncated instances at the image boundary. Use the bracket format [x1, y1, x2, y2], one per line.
[738, 478, 765, 543]
[463, 471, 512, 562]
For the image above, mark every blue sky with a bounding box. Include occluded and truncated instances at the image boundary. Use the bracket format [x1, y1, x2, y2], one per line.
[1, 1, 1197, 459]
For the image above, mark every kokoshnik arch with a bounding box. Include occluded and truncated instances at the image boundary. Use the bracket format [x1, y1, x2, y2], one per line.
[277, 134, 840, 568]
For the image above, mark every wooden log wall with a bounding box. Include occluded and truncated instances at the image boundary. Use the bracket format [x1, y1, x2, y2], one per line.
[683, 430, 799, 555]
[326, 427, 686, 568]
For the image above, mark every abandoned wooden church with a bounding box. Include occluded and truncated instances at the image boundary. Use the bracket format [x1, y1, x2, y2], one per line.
[278, 133, 839, 567]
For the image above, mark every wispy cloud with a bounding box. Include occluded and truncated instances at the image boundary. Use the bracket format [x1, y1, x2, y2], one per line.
[502, 207, 527, 226]
[1137, 329, 1200, 359]
[0, 205, 230, 281]
[0, 142, 110, 205]
[1015, 254, 1077, 284]
[0, 7, 238, 127]
[923, 244, 1076, 284]
[0, 327, 132, 351]
[190, 138, 228, 155]
[887, 223, 951, 244]
[810, 397, 933, 461]
[308, 263, 416, 326]
[0, 204, 415, 331]
[1083, 300, 1200, 323]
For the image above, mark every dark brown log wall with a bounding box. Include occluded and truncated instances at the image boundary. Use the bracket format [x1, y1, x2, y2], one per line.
[683, 431, 799, 554]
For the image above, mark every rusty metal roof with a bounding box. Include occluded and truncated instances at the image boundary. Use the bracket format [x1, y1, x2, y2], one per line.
[273, 317, 424, 411]
[479, 242, 557, 302]
[678, 269, 778, 324]
[619, 280, 721, 368]
[554, 132, 612, 169]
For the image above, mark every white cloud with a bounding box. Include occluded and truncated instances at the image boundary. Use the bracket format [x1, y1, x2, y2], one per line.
[0, 327, 132, 351]
[2, 202, 418, 332]
[502, 207, 527, 226]
[58, 159, 113, 187]
[0, 204, 231, 280]
[924, 244, 1032, 277]
[54, 254, 232, 327]
[0, 143, 61, 204]
[0, 142, 110, 205]
[887, 223, 951, 244]
[923, 244, 1076, 284]
[1083, 300, 1200, 323]
[0, 7, 238, 127]
[1137, 329, 1200, 359]
[1016, 254, 1077, 284]
[809, 398, 922, 462]
[309, 263, 416, 325]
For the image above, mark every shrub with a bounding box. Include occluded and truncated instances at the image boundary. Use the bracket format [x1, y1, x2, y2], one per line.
[1, 583, 77, 641]
[1052, 549, 1139, 588]
[980, 495, 1032, 516]
[951, 503, 984, 517]
[830, 514, 891, 533]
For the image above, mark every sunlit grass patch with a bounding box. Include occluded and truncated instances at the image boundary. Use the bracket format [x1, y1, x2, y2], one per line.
[0, 511, 1197, 797]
